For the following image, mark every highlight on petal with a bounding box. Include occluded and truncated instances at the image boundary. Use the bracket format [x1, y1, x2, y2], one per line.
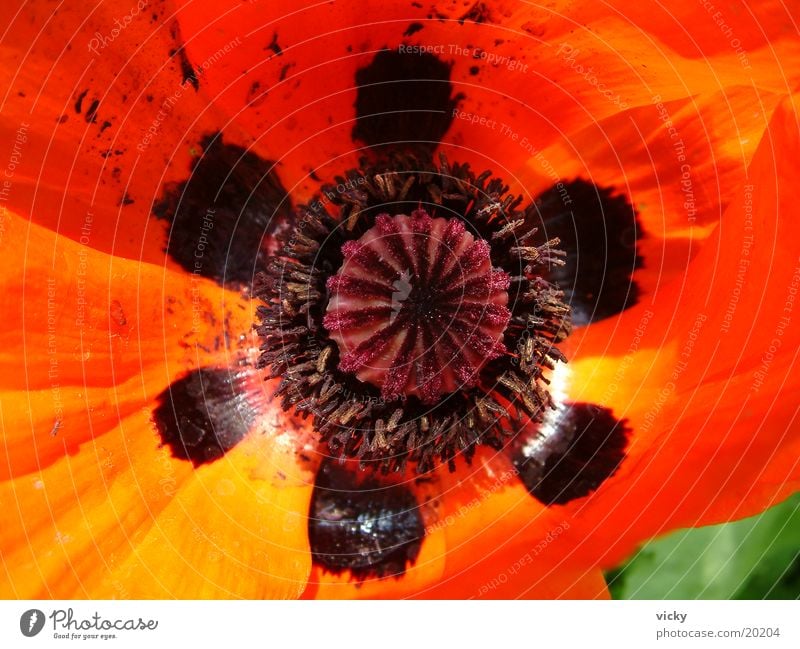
[308, 461, 424, 580]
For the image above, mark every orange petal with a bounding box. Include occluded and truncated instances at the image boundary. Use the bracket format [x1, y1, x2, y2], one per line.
[161, 1, 799, 200]
[0, 410, 192, 598]
[419, 553, 609, 600]
[1, 368, 166, 480]
[102, 422, 314, 599]
[537, 87, 783, 299]
[590, 0, 798, 59]
[300, 453, 607, 599]
[7, 1, 793, 263]
[439, 4, 798, 183]
[0, 403, 314, 598]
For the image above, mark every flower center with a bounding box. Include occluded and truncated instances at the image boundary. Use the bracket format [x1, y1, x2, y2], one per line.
[323, 210, 511, 404]
[255, 154, 573, 472]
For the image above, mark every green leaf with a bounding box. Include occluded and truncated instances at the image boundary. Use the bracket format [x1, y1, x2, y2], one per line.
[607, 493, 800, 599]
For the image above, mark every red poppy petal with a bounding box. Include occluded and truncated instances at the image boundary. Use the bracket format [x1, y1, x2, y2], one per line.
[561, 93, 800, 566]
[418, 557, 609, 600]
[592, 0, 798, 59]
[0, 210, 255, 476]
[535, 86, 784, 300]
[5, 0, 799, 602]
[0, 1, 238, 260]
[399, 93, 800, 585]
[160, 1, 799, 196]
[300, 453, 608, 599]
[440, 4, 799, 182]
[0, 211, 253, 386]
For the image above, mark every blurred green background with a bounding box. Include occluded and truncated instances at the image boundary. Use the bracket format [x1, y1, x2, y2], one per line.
[606, 493, 800, 599]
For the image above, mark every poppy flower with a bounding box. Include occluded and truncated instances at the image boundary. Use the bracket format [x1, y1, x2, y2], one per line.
[1, 1, 799, 600]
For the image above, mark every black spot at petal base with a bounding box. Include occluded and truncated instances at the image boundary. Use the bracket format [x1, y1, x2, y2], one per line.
[309, 462, 424, 579]
[512, 402, 630, 506]
[153, 367, 257, 466]
[153, 132, 292, 288]
[535, 179, 642, 325]
[353, 48, 462, 151]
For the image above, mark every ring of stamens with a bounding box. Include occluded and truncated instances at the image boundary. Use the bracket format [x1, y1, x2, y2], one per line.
[255, 153, 572, 473]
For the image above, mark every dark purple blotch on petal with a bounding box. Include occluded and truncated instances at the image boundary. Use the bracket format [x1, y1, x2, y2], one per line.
[534, 180, 642, 325]
[308, 461, 424, 579]
[352, 48, 462, 151]
[153, 132, 292, 288]
[512, 402, 630, 505]
[153, 367, 257, 466]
